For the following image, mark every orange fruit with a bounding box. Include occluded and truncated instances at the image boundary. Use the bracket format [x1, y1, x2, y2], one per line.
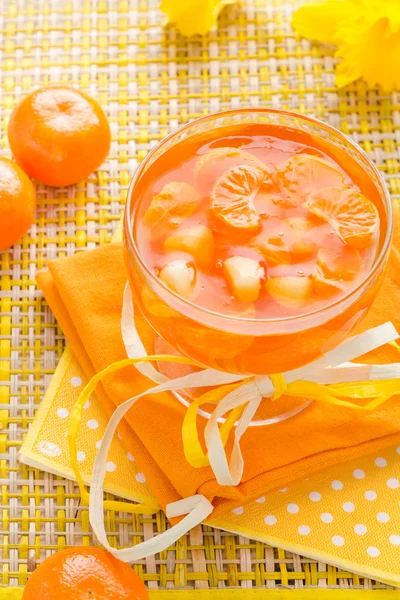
[211, 164, 268, 230]
[8, 86, 111, 187]
[22, 547, 148, 600]
[0, 157, 36, 251]
[271, 155, 345, 207]
[144, 181, 201, 235]
[306, 186, 379, 249]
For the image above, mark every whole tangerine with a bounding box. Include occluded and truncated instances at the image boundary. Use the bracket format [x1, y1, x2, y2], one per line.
[0, 157, 36, 251]
[8, 86, 111, 187]
[22, 547, 149, 600]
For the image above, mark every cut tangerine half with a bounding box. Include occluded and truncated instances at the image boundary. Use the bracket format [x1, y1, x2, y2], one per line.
[143, 181, 201, 234]
[306, 186, 379, 249]
[211, 164, 268, 231]
[272, 154, 345, 207]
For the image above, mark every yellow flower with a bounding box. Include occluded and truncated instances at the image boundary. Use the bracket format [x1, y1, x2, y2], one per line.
[160, 0, 236, 36]
[292, 0, 400, 90]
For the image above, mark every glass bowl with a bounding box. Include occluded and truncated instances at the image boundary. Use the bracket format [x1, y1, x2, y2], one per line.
[123, 109, 392, 425]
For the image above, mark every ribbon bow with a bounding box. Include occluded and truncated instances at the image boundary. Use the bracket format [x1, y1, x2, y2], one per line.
[67, 282, 400, 563]
[121, 284, 400, 486]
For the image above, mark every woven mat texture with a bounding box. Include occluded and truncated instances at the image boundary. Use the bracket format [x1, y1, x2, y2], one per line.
[1, 0, 399, 591]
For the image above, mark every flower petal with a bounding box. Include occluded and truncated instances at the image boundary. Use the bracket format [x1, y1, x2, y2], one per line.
[336, 17, 400, 89]
[160, 0, 235, 36]
[292, 0, 358, 44]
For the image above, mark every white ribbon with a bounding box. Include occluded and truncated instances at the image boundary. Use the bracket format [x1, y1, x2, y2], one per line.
[87, 282, 400, 562]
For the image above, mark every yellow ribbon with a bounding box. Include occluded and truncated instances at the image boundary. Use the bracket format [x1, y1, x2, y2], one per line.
[182, 374, 400, 470]
[67, 354, 199, 515]
[68, 352, 400, 500]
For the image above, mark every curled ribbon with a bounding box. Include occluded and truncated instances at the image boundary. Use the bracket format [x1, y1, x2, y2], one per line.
[67, 282, 400, 562]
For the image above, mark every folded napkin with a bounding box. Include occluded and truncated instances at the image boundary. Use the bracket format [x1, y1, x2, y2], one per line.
[37, 206, 400, 518]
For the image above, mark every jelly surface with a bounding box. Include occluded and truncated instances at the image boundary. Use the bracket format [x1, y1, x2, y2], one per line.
[134, 124, 381, 320]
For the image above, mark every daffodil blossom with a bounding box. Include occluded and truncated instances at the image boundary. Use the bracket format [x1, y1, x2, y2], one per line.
[293, 0, 400, 90]
[160, 0, 236, 36]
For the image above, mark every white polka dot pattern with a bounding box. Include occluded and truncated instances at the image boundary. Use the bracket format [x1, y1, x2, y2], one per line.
[298, 525, 311, 536]
[364, 490, 377, 501]
[331, 480, 343, 490]
[321, 513, 333, 523]
[332, 536, 345, 547]
[232, 506, 244, 515]
[309, 491, 321, 502]
[353, 469, 365, 479]
[354, 524, 367, 536]
[57, 408, 69, 419]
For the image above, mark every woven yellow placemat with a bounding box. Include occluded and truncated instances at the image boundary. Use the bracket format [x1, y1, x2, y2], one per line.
[1, 0, 400, 592]
[4, 591, 400, 599]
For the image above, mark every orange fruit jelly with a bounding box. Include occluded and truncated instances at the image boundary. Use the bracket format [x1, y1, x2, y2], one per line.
[129, 124, 386, 374]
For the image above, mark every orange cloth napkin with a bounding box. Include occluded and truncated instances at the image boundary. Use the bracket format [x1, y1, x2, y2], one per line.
[37, 207, 400, 518]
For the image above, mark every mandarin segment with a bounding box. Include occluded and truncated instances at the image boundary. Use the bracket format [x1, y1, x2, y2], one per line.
[306, 185, 379, 249]
[159, 260, 196, 299]
[164, 224, 215, 268]
[223, 256, 264, 302]
[312, 247, 363, 296]
[266, 276, 313, 308]
[316, 247, 364, 282]
[254, 235, 291, 266]
[144, 181, 202, 233]
[194, 146, 266, 187]
[211, 164, 268, 230]
[271, 154, 345, 207]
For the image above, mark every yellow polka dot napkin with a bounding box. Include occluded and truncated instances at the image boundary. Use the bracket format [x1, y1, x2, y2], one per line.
[21, 340, 400, 585]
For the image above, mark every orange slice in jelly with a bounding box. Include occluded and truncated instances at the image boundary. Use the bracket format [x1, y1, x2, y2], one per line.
[266, 276, 313, 308]
[211, 164, 268, 231]
[143, 182, 201, 233]
[272, 154, 345, 207]
[194, 147, 265, 187]
[312, 247, 363, 296]
[306, 186, 379, 249]
[254, 235, 291, 266]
